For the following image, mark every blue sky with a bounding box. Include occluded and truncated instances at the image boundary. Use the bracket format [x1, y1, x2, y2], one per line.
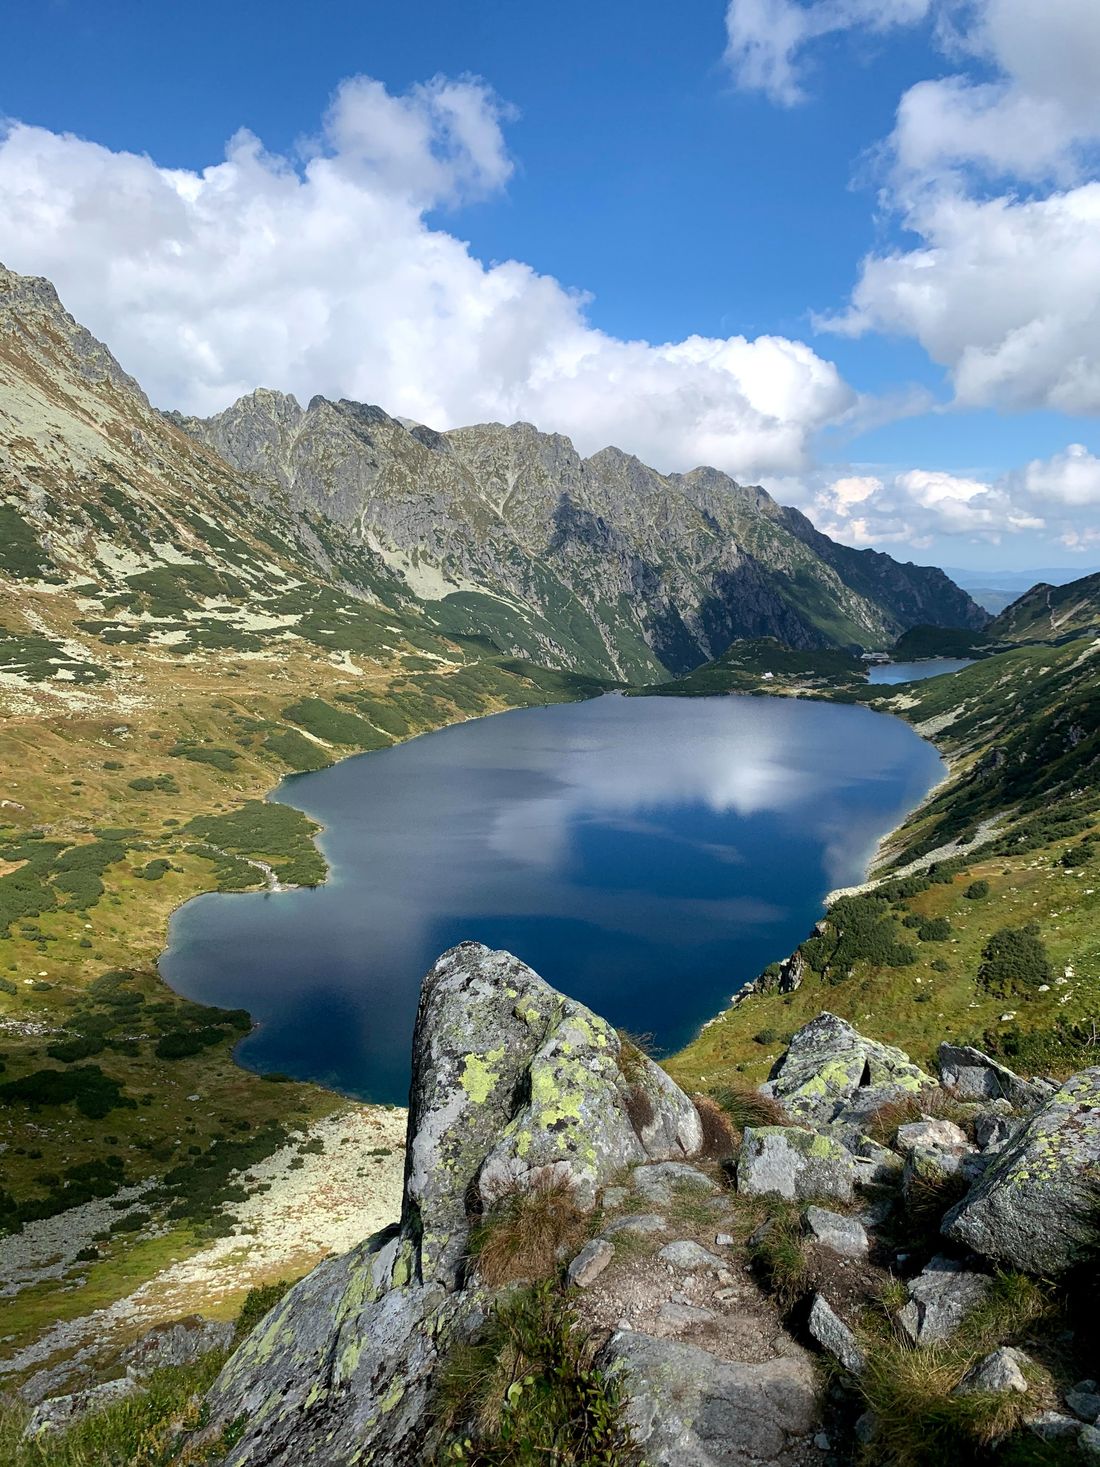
[2, 0, 1099, 570]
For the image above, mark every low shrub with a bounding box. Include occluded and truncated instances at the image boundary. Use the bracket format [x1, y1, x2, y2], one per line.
[964, 880, 989, 900]
[233, 1277, 297, 1343]
[978, 924, 1053, 995]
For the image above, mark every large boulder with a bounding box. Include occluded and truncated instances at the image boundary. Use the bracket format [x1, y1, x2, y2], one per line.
[196, 943, 704, 1465]
[938, 1043, 1055, 1111]
[943, 1067, 1100, 1276]
[761, 1012, 935, 1128]
[601, 1330, 819, 1465]
[899, 1255, 992, 1344]
[737, 1125, 856, 1202]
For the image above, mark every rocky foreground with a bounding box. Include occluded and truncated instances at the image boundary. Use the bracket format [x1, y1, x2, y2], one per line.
[15, 943, 1100, 1464]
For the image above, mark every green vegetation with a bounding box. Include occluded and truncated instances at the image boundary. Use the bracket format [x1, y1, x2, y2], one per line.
[638, 637, 866, 698]
[891, 624, 993, 659]
[185, 801, 325, 886]
[978, 924, 1053, 997]
[432, 1283, 631, 1465]
[282, 697, 390, 748]
[0, 1065, 134, 1120]
[0, 505, 50, 579]
[263, 727, 333, 772]
[469, 1178, 588, 1287]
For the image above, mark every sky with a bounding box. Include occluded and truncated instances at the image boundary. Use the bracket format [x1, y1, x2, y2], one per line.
[1, 0, 1099, 571]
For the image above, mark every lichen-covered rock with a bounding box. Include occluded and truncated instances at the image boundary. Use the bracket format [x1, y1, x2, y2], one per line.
[895, 1118, 970, 1154]
[25, 1378, 138, 1437]
[121, 1315, 235, 1375]
[762, 1013, 935, 1127]
[196, 943, 704, 1465]
[943, 1066, 1100, 1275]
[737, 1125, 856, 1202]
[633, 1161, 718, 1205]
[804, 1205, 868, 1258]
[601, 1330, 819, 1465]
[938, 1043, 1055, 1110]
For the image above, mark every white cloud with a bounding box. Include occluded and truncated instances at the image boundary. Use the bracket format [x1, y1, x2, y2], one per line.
[724, 0, 931, 105]
[0, 76, 854, 479]
[1016, 442, 1100, 505]
[787, 445, 1100, 551]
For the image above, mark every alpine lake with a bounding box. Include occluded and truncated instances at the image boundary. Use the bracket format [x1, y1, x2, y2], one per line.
[161, 687, 951, 1104]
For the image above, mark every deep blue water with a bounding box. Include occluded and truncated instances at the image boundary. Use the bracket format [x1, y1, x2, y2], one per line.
[867, 658, 974, 684]
[160, 695, 944, 1104]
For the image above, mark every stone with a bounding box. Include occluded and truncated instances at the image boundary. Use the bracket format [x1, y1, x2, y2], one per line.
[737, 1126, 856, 1202]
[1081, 1424, 1100, 1462]
[715, 1232, 734, 1247]
[899, 1256, 991, 1344]
[953, 1347, 1030, 1397]
[814, 1432, 831, 1450]
[193, 944, 709, 1466]
[601, 1186, 629, 1209]
[121, 1316, 235, 1375]
[601, 1330, 819, 1466]
[852, 1136, 906, 1183]
[567, 1239, 613, 1288]
[601, 1213, 667, 1237]
[938, 1043, 1055, 1110]
[633, 1162, 719, 1205]
[1066, 1388, 1100, 1423]
[804, 1205, 869, 1258]
[902, 1145, 969, 1208]
[807, 1294, 866, 1374]
[895, 1118, 970, 1154]
[658, 1240, 725, 1272]
[761, 1012, 935, 1127]
[25, 1377, 138, 1436]
[943, 1067, 1100, 1276]
[1029, 1412, 1083, 1442]
[854, 1412, 877, 1446]
[973, 1112, 1019, 1151]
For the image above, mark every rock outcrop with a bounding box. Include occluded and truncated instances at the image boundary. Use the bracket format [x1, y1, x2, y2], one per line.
[196, 943, 705, 1465]
[943, 1066, 1100, 1275]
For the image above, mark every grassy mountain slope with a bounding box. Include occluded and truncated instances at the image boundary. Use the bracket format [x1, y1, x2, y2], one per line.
[988, 569, 1100, 643]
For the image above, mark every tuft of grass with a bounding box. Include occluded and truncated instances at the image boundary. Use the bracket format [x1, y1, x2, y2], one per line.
[692, 1094, 739, 1160]
[232, 1276, 297, 1343]
[615, 1030, 654, 1086]
[857, 1272, 1056, 1467]
[747, 1200, 809, 1308]
[431, 1282, 631, 1465]
[469, 1178, 588, 1288]
[709, 1083, 788, 1133]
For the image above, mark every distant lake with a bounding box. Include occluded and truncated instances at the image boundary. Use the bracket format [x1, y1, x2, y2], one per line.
[160, 695, 944, 1104]
[868, 658, 974, 684]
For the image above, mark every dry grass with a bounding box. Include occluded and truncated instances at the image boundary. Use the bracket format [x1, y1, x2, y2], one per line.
[469, 1177, 588, 1287]
[623, 1084, 656, 1137]
[615, 1030, 655, 1085]
[864, 1087, 976, 1148]
[710, 1082, 789, 1134]
[692, 1094, 739, 1160]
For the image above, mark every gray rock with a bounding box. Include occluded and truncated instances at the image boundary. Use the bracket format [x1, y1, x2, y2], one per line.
[761, 1012, 935, 1127]
[1066, 1389, 1100, 1423]
[633, 1162, 719, 1205]
[121, 1316, 235, 1375]
[658, 1240, 725, 1272]
[25, 1377, 138, 1436]
[943, 1066, 1100, 1275]
[954, 1347, 1030, 1397]
[1081, 1424, 1100, 1462]
[195, 943, 708, 1465]
[1029, 1411, 1083, 1442]
[854, 1411, 877, 1446]
[714, 1232, 734, 1247]
[738, 1126, 856, 1202]
[601, 1330, 819, 1465]
[899, 1255, 991, 1344]
[567, 1239, 613, 1287]
[807, 1294, 866, 1374]
[804, 1205, 869, 1258]
[973, 1111, 1019, 1151]
[896, 1118, 970, 1154]
[902, 1144, 970, 1208]
[601, 1213, 668, 1237]
[938, 1043, 1055, 1109]
[601, 1186, 629, 1210]
[851, 1136, 906, 1184]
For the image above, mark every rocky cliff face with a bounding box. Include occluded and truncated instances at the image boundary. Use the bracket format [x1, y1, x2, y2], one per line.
[176, 390, 988, 681]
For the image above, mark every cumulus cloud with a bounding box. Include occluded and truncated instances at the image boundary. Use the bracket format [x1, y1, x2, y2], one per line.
[781, 444, 1100, 552]
[0, 75, 855, 479]
[724, 0, 931, 105]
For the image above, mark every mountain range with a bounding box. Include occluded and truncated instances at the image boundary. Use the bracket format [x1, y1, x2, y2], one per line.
[0, 260, 985, 693]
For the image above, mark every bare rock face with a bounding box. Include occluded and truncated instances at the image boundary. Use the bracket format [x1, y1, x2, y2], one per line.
[943, 1067, 1100, 1276]
[196, 943, 703, 1466]
[938, 1043, 1056, 1110]
[601, 1330, 820, 1466]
